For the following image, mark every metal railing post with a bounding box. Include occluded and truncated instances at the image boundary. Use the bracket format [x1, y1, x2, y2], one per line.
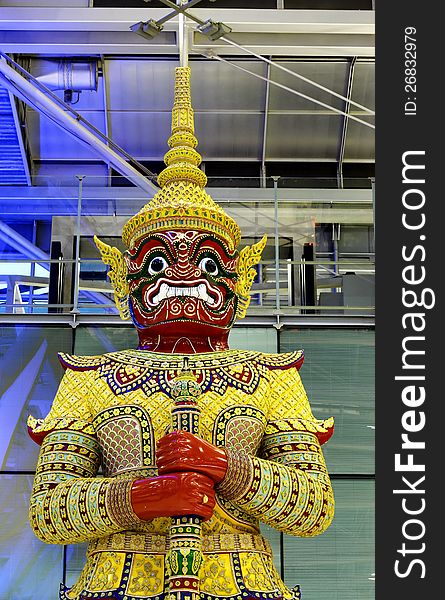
[71, 175, 84, 314]
[272, 176, 281, 313]
[371, 177, 375, 251]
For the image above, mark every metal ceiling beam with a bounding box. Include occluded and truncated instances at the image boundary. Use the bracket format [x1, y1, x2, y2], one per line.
[206, 53, 374, 129]
[157, 1, 374, 61]
[0, 8, 375, 33]
[216, 38, 374, 114]
[194, 32, 374, 58]
[0, 8, 374, 56]
[30, 155, 374, 162]
[0, 186, 374, 201]
[0, 186, 374, 221]
[0, 33, 374, 58]
[0, 57, 158, 194]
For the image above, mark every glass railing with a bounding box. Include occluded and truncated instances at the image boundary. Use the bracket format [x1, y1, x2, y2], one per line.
[0, 257, 375, 315]
[0, 174, 374, 316]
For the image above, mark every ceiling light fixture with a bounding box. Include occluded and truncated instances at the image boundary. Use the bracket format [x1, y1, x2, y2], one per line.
[196, 19, 232, 41]
[130, 20, 164, 40]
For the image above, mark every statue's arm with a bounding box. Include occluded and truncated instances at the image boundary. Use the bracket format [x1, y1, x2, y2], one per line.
[28, 369, 141, 545]
[29, 368, 217, 545]
[218, 368, 335, 537]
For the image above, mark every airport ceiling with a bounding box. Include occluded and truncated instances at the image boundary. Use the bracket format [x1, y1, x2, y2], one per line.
[0, 1, 375, 186]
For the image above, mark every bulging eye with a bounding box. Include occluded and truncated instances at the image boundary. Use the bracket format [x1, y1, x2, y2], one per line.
[199, 257, 219, 276]
[148, 256, 168, 275]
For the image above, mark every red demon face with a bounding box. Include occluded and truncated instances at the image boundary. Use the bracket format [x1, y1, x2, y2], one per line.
[125, 230, 239, 336]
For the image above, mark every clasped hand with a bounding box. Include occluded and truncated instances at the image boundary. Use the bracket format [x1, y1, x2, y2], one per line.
[130, 431, 227, 522]
[156, 430, 228, 483]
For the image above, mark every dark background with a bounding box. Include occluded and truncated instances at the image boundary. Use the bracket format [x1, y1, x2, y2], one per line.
[376, 2, 442, 596]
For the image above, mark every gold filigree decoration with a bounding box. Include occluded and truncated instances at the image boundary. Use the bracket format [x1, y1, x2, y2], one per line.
[235, 235, 267, 319]
[93, 236, 130, 320]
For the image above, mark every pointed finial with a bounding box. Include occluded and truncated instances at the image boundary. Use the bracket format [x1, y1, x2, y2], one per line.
[121, 66, 241, 251]
[158, 67, 207, 189]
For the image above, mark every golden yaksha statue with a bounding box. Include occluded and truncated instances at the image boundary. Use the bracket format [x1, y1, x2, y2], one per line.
[28, 67, 334, 600]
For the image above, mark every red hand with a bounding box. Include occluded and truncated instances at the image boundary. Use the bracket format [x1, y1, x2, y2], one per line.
[131, 472, 216, 521]
[156, 430, 228, 484]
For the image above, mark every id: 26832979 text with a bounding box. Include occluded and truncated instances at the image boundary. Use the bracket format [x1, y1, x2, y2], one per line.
[404, 27, 417, 116]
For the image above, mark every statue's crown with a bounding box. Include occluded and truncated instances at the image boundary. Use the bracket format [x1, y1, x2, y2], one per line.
[122, 67, 241, 251]
[95, 65, 266, 321]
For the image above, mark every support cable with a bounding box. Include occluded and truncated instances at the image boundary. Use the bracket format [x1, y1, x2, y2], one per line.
[204, 52, 375, 130]
[220, 37, 375, 116]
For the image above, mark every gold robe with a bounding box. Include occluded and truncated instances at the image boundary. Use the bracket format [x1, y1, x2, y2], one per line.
[28, 349, 334, 600]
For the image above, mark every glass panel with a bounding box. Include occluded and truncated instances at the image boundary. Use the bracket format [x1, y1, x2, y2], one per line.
[283, 479, 375, 600]
[230, 327, 278, 353]
[74, 325, 138, 355]
[279, 328, 375, 475]
[0, 325, 72, 470]
[0, 174, 80, 315]
[65, 543, 88, 589]
[260, 523, 282, 577]
[0, 474, 64, 600]
[272, 191, 374, 315]
[0, 174, 374, 315]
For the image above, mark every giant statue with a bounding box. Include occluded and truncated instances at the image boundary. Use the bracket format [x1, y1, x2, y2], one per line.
[28, 67, 334, 600]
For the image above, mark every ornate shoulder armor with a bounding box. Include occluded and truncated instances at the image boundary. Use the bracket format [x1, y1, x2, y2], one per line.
[58, 352, 105, 371]
[255, 350, 305, 371]
[27, 362, 95, 445]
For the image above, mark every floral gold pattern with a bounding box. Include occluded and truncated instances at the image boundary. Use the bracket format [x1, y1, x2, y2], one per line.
[94, 235, 130, 320]
[234, 235, 267, 318]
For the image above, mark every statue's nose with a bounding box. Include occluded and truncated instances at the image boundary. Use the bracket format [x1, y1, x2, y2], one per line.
[164, 261, 199, 279]
[164, 242, 201, 279]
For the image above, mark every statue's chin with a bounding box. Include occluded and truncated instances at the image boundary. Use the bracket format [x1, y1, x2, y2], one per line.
[137, 320, 232, 337]
[129, 296, 237, 337]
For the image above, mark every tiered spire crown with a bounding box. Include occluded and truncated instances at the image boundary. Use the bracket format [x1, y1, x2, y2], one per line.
[122, 67, 241, 251]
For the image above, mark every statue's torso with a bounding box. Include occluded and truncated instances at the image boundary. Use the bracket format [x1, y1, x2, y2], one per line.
[36, 349, 309, 600]
[67, 350, 284, 536]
